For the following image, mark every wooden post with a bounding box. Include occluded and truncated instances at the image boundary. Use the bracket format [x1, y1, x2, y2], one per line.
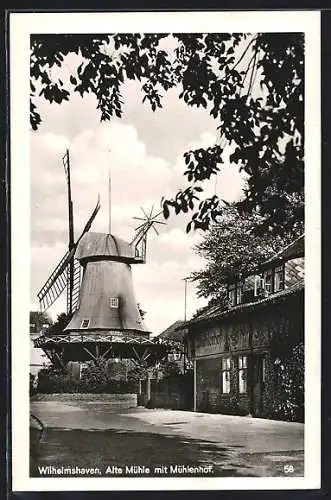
[193, 358, 197, 412]
[147, 370, 151, 401]
[183, 277, 188, 321]
[108, 159, 112, 234]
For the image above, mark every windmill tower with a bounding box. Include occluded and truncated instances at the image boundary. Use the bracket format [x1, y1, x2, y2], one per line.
[35, 151, 170, 370]
[63, 207, 164, 337]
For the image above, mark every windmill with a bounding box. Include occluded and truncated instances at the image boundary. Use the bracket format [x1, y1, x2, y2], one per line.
[35, 150, 172, 370]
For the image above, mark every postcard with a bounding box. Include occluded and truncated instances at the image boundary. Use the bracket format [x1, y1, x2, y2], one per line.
[10, 10, 321, 491]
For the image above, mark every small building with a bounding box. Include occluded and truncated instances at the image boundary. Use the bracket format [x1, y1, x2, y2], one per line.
[184, 235, 304, 421]
[157, 320, 187, 374]
[30, 325, 51, 378]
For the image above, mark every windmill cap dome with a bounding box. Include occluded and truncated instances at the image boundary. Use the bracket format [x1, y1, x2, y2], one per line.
[75, 232, 138, 262]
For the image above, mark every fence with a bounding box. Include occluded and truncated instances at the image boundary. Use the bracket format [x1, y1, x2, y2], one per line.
[148, 373, 193, 410]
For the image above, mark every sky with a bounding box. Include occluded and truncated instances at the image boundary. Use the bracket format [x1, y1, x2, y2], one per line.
[30, 43, 247, 335]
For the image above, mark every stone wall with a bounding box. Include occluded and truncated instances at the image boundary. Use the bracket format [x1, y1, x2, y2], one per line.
[31, 392, 137, 408]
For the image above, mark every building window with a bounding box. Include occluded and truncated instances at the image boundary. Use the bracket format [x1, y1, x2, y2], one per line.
[221, 357, 231, 394]
[109, 297, 119, 308]
[228, 284, 236, 307]
[273, 358, 283, 387]
[254, 275, 264, 296]
[236, 282, 243, 305]
[238, 355, 247, 394]
[228, 281, 244, 307]
[274, 265, 285, 292]
[80, 319, 90, 329]
[262, 357, 266, 383]
[264, 270, 273, 294]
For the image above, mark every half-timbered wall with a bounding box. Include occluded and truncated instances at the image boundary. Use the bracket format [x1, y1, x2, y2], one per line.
[191, 292, 303, 417]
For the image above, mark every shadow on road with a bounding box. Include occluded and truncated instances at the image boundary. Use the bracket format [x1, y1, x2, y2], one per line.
[31, 427, 257, 478]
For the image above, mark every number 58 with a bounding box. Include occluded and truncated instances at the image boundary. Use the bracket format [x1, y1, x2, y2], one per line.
[284, 464, 294, 474]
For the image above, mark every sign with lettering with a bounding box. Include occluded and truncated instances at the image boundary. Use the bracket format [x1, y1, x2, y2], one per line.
[194, 327, 226, 357]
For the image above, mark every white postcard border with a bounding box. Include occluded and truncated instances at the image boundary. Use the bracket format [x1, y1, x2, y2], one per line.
[10, 10, 321, 491]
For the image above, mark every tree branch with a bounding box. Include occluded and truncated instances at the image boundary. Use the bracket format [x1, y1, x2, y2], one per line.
[232, 36, 258, 71]
[239, 52, 256, 98]
[247, 44, 258, 98]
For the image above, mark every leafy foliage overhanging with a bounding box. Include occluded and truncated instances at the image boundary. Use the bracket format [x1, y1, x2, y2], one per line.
[190, 205, 300, 304]
[30, 33, 304, 235]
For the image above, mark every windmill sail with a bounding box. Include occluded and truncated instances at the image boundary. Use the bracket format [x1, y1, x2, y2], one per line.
[67, 258, 81, 314]
[37, 249, 73, 311]
[37, 197, 101, 313]
[79, 195, 100, 237]
[131, 207, 166, 261]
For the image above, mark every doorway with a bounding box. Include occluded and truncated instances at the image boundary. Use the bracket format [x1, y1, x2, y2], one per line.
[251, 355, 265, 417]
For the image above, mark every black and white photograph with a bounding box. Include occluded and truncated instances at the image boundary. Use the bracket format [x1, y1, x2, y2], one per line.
[10, 11, 320, 491]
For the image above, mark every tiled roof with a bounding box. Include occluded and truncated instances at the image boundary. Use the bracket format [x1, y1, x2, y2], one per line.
[260, 234, 304, 269]
[158, 320, 186, 341]
[186, 278, 304, 327]
[226, 234, 304, 284]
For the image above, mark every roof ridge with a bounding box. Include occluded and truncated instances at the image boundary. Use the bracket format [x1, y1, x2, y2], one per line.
[188, 280, 304, 326]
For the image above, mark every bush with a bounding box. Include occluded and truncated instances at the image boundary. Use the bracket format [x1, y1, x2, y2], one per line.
[36, 363, 138, 394]
[218, 396, 248, 416]
[271, 341, 304, 422]
[30, 373, 37, 396]
[161, 361, 182, 378]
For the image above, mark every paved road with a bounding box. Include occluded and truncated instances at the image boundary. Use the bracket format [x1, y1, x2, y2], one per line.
[31, 401, 304, 477]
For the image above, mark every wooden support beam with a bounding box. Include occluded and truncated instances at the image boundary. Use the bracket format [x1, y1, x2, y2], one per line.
[142, 352, 151, 363]
[49, 349, 59, 365]
[140, 348, 149, 362]
[100, 346, 112, 361]
[132, 346, 141, 362]
[43, 349, 54, 365]
[53, 351, 68, 373]
[83, 346, 98, 363]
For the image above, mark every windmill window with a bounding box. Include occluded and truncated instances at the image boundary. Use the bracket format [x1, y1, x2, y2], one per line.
[109, 297, 119, 308]
[81, 319, 90, 329]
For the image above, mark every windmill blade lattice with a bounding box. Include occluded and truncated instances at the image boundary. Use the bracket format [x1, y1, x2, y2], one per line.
[37, 197, 101, 313]
[131, 206, 166, 261]
[37, 248, 74, 312]
[67, 259, 81, 314]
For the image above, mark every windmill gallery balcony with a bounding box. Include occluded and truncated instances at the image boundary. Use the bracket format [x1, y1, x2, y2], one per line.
[33, 330, 176, 369]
